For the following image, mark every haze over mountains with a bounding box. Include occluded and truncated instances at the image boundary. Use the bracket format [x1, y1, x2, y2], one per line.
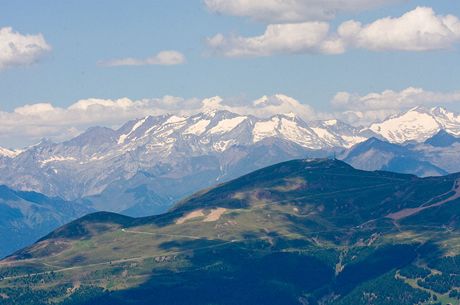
[3, 0, 460, 303]
[0, 103, 460, 217]
[0, 186, 92, 257]
[2, 102, 459, 262]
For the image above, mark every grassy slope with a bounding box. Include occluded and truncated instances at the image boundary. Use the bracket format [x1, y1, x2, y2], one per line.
[1, 159, 460, 305]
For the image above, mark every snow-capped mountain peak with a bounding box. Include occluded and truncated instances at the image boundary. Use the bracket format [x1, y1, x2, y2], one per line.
[118, 116, 150, 144]
[369, 106, 460, 143]
[2, 105, 460, 204]
[252, 114, 319, 148]
[0, 147, 22, 158]
[429, 107, 460, 136]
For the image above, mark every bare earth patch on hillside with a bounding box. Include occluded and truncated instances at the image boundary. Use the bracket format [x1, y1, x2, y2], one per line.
[272, 177, 307, 192]
[203, 208, 227, 222]
[176, 210, 205, 224]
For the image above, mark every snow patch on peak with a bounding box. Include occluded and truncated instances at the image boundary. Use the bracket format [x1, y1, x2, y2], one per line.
[40, 156, 77, 166]
[118, 116, 149, 144]
[165, 115, 187, 124]
[370, 110, 441, 143]
[0, 147, 21, 158]
[340, 135, 368, 148]
[278, 118, 320, 149]
[209, 116, 247, 134]
[253, 117, 280, 143]
[184, 120, 211, 136]
[311, 127, 336, 143]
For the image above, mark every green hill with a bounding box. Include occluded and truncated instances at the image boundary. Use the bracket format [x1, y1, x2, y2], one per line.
[1, 159, 460, 305]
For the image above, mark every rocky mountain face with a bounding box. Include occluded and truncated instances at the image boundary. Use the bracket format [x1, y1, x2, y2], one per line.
[0, 185, 92, 258]
[342, 130, 460, 176]
[424, 129, 460, 147]
[2, 159, 460, 305]
[0, 110, 371, 215]
[0, 106, 460, 215]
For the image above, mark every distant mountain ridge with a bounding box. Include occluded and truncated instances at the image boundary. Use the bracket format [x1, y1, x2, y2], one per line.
[0, 104, 460, 215]
[0, 108, 371, 214]
[0, 185, 92, 258]
[342, 130, 460, 176]
[424, 129, 460, 147]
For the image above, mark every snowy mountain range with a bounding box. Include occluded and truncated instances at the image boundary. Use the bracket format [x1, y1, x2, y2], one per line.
[369, 106, 460, 143]
[0, 105, 460, 215]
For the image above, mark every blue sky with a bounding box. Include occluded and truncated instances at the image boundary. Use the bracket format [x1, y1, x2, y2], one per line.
[0, 0, 460, 147]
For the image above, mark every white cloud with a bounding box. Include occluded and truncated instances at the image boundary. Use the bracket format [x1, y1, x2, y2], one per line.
[338, 7, 460, 51]
[0, 94, 316, 147]
[99, 50, 186, 67]
[2, 88, 460, 147]
[207, 22, 344, 57]
[208, 7, 460, 57]
[204, 0, 398, 23]
[330, 87, 460, 124]
[332, 87, 460, 111]
[14, 103, 57, 116]
[0, 27, 51, 70]
[201, 94, 316, 119]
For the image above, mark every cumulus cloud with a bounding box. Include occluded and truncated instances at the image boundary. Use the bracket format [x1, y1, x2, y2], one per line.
[330, 87, 460, 124]
[332, 87, 460, 111]
[208, 7, 460, 57]
[338, 6, 460, 51]
[207, 22, 344, 57]
[204, 0, 399, 23]
[0, 27, 51, 70]
[0, 94, 316, 147]
[99, 50, 186, 67]
[2, 88, 460, 147]
[201, 94, 316, 119]
[0, 97, 180, 147]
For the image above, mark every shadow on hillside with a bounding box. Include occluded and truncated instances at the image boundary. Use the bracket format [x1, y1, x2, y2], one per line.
[61, 235, 445, 305]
